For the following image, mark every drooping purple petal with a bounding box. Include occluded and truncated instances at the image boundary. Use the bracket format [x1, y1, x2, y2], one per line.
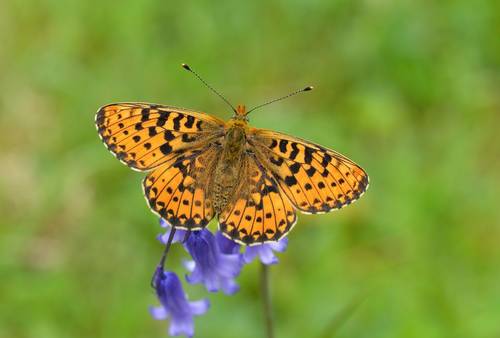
[243, 237, 289, 265]
[267, 238, 288, 252]
[150, 306, 168, 320]
[189, 300, 210, 315]
[215, 231, 240, 254]
[183, 229, 243, 295]
[150, 266, 209, 338]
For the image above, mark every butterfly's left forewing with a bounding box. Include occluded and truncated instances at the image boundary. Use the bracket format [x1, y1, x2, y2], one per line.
[96, 103, 224, 171]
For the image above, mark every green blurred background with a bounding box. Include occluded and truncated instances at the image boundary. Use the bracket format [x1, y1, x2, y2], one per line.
[1, 0, 499, 337]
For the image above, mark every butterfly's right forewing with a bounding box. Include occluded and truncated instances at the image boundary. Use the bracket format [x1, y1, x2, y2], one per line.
[249, 129, 369, 214]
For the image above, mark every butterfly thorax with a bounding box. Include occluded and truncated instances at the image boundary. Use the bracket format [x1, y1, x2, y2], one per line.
[211, 118, 248, 214]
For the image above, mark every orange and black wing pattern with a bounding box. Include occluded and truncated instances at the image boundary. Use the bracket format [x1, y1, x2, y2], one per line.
[143, 146, 219, 230]
[96, 102, 225, 230]
[249, 129, 369, 214]
[95, 103, 224, 171]
[218, 156, 296, 245]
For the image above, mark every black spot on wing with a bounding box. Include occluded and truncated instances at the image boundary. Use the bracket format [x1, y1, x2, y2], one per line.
[184, 115, 195, 129]
[195, 120, 203, 131]
[141, 109, 150, 122]
[269, 139, 278, 149]
[172, 114, 183, 131]
[164, 130, 176, 141]
[182, 134, 197, 143]
[284, 176, 298, 186]
[290, 142, 300, 160]
[304, 147, 314, 164]
[270, 156, 284, 166]
[148, 127, 157, 137]
[321, 153, 332, 167]
[306, 166, 316, 177]
[159, 143, 173, 155]
[289, 162, 301, 174]
[279, 140, 288, 153]
[157, 111, 170, 127]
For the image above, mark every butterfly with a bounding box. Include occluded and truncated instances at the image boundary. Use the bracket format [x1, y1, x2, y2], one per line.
[95, 65, 369, 245]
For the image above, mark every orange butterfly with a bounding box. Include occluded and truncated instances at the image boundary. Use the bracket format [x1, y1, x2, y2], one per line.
[96, 64, 369, 245]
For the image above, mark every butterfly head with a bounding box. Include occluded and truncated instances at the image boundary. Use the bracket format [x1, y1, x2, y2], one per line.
[233, 104, 249, 122]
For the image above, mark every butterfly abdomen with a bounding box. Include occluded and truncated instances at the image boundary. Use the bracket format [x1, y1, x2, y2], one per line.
[210, 125, 247, 214]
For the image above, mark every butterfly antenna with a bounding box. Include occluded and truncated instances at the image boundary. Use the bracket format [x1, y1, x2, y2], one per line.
[246, 86, 313, 115]
[181, 63, 237, 114]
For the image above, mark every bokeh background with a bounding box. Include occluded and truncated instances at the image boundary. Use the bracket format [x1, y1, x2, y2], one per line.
[1, 0, 499, 337]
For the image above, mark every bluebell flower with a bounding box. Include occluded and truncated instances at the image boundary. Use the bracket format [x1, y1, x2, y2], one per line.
[243, 237, 289, 265]
[181, 229, 243, 294]
[215, 231, 240, 254]
[150, 266, 209, 338]
[159, 219, 187, 243]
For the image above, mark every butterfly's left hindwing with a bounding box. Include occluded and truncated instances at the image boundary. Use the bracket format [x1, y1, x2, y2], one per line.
[96, 103, 224, 171]
[143, 146, 219, 229]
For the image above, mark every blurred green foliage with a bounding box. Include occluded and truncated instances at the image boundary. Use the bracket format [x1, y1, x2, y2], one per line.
[1, 0, 499, 337]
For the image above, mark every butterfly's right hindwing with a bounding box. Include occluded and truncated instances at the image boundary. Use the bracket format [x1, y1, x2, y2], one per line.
[218, 155, 297, 245]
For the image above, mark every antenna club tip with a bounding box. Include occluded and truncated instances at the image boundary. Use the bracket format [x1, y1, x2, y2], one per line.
[304, 86, 314, 91]
[181, 63, 191, 71]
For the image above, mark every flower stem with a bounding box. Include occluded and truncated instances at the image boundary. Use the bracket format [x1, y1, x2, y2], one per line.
[159, 227, 176, 268]
[151, 228, 176, 288]
[261, 263, 274, 338]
